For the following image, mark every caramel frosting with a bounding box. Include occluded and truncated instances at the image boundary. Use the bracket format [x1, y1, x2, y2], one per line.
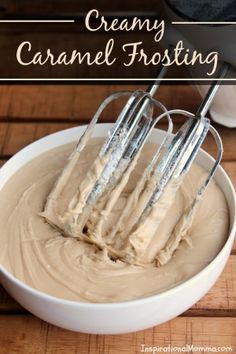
[0, 139, 229, 302]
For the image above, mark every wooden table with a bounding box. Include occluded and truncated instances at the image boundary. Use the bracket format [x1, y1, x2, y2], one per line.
[0, 84, 235, 353]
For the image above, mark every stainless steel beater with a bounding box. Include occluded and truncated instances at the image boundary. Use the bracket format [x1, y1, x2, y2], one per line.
[45, 63, 228, 247]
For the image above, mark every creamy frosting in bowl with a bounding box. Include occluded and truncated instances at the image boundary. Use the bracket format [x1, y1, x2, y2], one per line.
[0, 124, 235, 334]
[0, 129, 229, 303]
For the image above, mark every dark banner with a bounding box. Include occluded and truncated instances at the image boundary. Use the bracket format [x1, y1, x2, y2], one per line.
[0, 0, 235, 82]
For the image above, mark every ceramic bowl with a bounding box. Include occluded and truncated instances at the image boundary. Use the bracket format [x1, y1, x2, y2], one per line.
[0, 124, 235, 334]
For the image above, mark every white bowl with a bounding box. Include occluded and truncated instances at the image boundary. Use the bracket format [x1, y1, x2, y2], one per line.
[0, 124, 235, 334]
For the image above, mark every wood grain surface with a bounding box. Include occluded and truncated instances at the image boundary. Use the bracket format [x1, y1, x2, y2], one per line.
[0, 84, 235, 353]
[0, 316, 235, 354]
[0, 85, 199, 121]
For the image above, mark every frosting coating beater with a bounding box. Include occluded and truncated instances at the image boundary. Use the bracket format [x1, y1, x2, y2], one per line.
[43, 63, 228, 266]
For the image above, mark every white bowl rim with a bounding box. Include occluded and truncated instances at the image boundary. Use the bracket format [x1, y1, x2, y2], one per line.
[0, 124, 236, 308]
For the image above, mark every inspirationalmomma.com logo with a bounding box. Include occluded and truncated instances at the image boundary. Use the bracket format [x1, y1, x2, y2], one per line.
[140, 344, 233, 353]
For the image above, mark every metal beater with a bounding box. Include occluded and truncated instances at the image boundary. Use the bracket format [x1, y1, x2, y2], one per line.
[44, 63, 228, 262]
